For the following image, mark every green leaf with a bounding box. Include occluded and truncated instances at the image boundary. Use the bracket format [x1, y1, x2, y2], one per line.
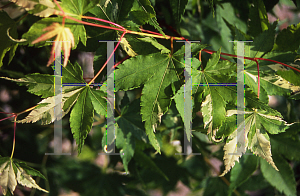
[0, 61, 86, 98]
[16, 61, 88, 124]
[134, 150, 169, 181]
[229, 155, 258, 194]
[277, 68, 300, 86]
[216, 3, 247, 52]
[103, 0, 135, 23]
[134, 0, 165, 36]
[192, 48, 237, 135]
[245, 70, 291, 100]
[0, 74, 55, 98]
[260, 154, 296, 196]
[14, 162, 47, 180]
[0, 11, 18, 68]
[223, 18, 252, 41]
[203, 177, 229, 196]
[70, 88, 94, 154]
[88, 88, 107, 116]
[237, 22, 276, 63]
[62, 61, 86, 84]
[15, 164, 48, 193]
[116, 125, 135, 173]
[244, 90, 281, 116]
[115, 44, 207, 152]
[168, 0, 189, 28]
[271, 133, 300, 161]
[60, 0, 99, 17]
[248, 0, 269, 37]
[116, 96, 149, 172]
[273, 23, 300, 52]
[137, 37, 170, 54]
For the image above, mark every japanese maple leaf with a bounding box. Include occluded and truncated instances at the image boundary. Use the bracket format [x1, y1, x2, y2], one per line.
[31, 22, 75, 67]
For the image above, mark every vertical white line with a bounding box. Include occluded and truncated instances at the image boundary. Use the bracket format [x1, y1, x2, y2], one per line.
[175, 41, 201, 156]
[46, 41, 70, 155]
[106, 41, 115, 153]
[236, 41, 245, 155]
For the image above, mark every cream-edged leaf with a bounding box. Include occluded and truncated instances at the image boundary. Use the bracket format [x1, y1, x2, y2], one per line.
[220, 115, 250, 176]
[249, 129, 279, 171]
[31, 22, 75, 67]
[201, 94, 223, 142]
[201, 94, 213, 131]
[17, 87, 83, 124]
[220, 108, 286, 175]
[0, 160, 17, 195]
[119, 36, 137, 57]
[16, 166, 48, 193]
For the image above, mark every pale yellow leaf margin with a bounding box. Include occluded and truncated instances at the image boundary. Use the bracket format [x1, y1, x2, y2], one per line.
[0, 160, 48, 195]
[220, 110, 283, 176]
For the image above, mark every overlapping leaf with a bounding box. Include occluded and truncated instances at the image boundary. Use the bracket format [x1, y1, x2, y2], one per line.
[1, 73, 55, 98]
[115, 43, 205, 152]
[4, 61, 107, 154]
[21, 0, 99, 59]
[260, 154, 297, 196]
[22, 17, 86, 50]
[273, 23, 300, 52]
[115, 94, 148, 172]
[177, 48, 237, 138]
[220, 109, 292, 176]
[228, 155, 258, 195]
[168, 0, 188, 28]
[248, 0, 269, 37]
[31, 22, 75, 67]
[133, 0, 165, 35]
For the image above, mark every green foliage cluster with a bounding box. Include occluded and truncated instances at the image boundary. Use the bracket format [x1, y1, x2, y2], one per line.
[0, 0, 300, 195]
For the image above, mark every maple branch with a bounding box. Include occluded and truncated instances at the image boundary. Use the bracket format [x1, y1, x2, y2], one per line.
[16, 13, 29, 23]
[203, 49, 300, 73]
[113, 55, 130, 69]
[0, 115, 15, 122]
[16, 105, 37, 116]
[255, 57, 300, 73]
[202, 48, 300, 98]
[57, 12, 184, 40]
[140, 28, 164, 36]
[171, 37, 174, 55]
[81, 15, 126, 30]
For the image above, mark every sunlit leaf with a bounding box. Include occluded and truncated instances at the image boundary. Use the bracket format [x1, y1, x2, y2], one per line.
[31, 22, 75, 67]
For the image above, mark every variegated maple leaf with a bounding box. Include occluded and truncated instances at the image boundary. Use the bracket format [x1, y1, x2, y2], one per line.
[31, 22, 75, 67]
[220, 109, 292, 176]
[0, 159, 48, 195]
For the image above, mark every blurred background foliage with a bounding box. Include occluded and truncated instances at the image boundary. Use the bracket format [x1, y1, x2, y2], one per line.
[1, 0, 300, 195]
